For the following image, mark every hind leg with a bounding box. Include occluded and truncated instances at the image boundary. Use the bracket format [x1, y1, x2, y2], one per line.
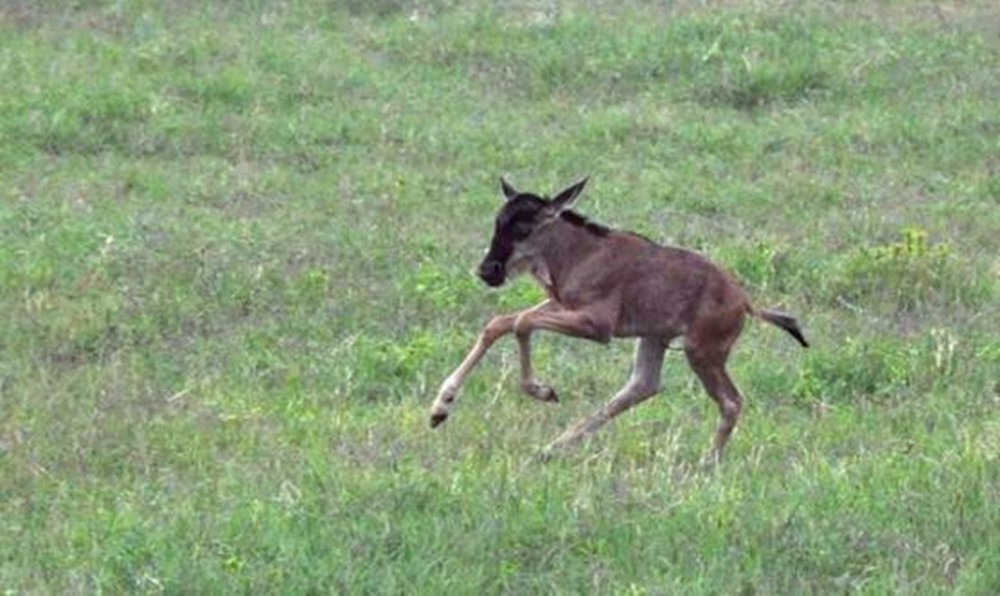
[540, 337, 666, 458]
[684, 309, 746, 462]
[685, 345, 744, 462]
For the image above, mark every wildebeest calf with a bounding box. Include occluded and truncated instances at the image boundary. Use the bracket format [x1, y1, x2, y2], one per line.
[429, 177, 808, 461]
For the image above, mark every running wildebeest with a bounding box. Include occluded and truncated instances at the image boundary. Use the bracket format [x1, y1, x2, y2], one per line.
[429, 177, 808, 461]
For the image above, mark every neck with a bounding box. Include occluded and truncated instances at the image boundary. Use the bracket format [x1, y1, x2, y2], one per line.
[534, 218, 606, 294]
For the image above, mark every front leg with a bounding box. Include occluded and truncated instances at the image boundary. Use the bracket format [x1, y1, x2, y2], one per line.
[515, 301, 562, 403]
[429, 312, 517, 427]
[513, 299, 618, 405]
[430, 301, 558, 427]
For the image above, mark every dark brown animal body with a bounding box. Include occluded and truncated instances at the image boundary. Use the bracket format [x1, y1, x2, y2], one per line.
[430, 178, 808, 460]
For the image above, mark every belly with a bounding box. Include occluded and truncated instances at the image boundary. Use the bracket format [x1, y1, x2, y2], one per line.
[613, 308, 685, 339]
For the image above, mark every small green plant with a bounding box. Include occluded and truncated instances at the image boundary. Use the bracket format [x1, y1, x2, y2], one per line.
[401, 262, 480, 312]
[708, 60, 830, 111]
[717, 239, 782, 292]
[693, 15, 833, 110]
[290, 267, 330, 308]
[345, 330, 441, 402]
[836, 227, 955, 312]
[794, 335, 920, 404]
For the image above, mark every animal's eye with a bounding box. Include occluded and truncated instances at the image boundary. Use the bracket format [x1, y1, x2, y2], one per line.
[512, 221, 534, 239]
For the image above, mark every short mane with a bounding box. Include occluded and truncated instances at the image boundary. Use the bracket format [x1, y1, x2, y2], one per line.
[559, 210, 611, 236]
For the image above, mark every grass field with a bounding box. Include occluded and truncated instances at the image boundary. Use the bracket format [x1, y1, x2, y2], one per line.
[2, 0, 999, 592]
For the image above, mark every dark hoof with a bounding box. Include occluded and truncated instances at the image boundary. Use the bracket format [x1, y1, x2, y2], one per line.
[430, 412, 448, 428]
[534, 385, 558, 403]
[524, 383, 559, 403]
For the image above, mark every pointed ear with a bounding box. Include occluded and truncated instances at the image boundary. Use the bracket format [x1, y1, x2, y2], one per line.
[549, 177, 589, 213]
[500, 177, 519, 201]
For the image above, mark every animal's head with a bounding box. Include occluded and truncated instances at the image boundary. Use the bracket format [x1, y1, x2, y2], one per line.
[477, 177, 588, 287]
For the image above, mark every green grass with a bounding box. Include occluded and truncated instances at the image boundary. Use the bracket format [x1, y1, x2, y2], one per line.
[2, 0, 999, 592]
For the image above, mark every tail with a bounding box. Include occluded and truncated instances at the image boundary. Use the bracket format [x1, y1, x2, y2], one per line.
[751, 307, 810, 348]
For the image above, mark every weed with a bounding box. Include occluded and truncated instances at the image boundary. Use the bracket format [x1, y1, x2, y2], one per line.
[692, 13, 835, 110]
[834, 227, 992, 312]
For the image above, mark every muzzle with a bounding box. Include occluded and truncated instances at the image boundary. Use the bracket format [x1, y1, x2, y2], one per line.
[477, 259, 506, 287]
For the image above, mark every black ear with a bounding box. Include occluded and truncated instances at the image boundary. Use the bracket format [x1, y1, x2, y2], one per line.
[549, 177, 589, 213]
[500, 177, 519, 201]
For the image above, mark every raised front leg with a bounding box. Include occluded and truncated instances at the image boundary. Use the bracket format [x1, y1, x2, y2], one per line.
[539, 337, 666, 459]
[429, 301, 557, 428]
[429, 312, 518, 428]
[512, 299, 618, 405]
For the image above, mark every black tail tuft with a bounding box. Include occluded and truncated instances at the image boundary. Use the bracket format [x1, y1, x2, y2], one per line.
[756, 309, 810, 348]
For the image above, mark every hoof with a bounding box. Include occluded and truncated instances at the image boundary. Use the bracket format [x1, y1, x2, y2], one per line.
[430, 412, 448, 428]
[523, 382, 559, 403]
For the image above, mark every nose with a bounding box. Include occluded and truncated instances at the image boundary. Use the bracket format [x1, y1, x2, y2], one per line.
[478, 260, 502, 279]
[478, 260, 504, 285]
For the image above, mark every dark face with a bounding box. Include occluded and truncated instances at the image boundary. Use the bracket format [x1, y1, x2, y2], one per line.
[477, 195, 548, 287]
